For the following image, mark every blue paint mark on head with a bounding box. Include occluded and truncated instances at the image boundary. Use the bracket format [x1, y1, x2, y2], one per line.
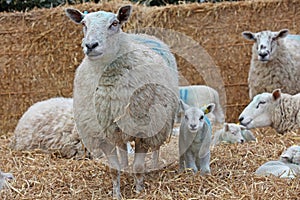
[204, 115, 212, 130]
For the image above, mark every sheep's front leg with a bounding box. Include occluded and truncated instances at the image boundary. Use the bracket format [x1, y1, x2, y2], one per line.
[133, 142, 148, 192]
[151, 146, 160, 169]
[185, 151, 197, 173]
[197, 152, 211, 175]
[118, 143, 129, 170]
[101, 141, 121, 199]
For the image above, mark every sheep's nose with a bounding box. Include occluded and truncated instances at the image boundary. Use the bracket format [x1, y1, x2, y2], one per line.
[85, 42, 99, 50]
[259, 52, 268, 58]
[239, 116, 244, 123]
[241, 139, 244, 144]
[190, 124, 197, 129]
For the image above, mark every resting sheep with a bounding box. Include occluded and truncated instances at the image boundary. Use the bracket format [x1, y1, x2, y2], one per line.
[179, 100, 214, 174]
[65, 5, 178, 199]
[179, 85, 225, 124]
[242, 29, 300, 99]
[212, 123, 256, 146]
[11, 97, 88, 159]
[255, 145, 300, 179]
[239, 89, 300, 134]
[0, 170, 14, 191]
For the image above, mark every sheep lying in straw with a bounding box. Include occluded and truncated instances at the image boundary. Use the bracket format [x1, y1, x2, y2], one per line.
[0, 170, 14, 191]
[65, 5, 179, 199]
[255, 146, 300, 179]
[179, 85, 224, 124]
[212, 123, 256, 147]
[239, 89, 300, 134]
[242, 29, 300, 99]
[11, 97, 88, 159]
[179, 100, 214, 174]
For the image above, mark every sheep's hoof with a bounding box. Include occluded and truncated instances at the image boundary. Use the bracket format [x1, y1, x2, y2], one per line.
[135, 181, 145, 193]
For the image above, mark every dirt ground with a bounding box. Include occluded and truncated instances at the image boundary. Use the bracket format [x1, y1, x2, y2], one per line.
[1, 125, 300, 199]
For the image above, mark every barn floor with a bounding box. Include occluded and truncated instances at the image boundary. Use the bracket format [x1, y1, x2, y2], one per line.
[1, 127, 300, 199]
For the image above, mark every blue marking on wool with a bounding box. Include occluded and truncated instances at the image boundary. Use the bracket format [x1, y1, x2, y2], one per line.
[204, 115, 211, 130]
[287, 34, 300, 41]
[179, 88, 188, 102]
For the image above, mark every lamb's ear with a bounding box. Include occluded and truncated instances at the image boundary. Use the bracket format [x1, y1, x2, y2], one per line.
[224, 123, 229, 132]
[272, 89, 281, 101]
[65, 8, 84, 24]
[239, 124, 247, 131]
[242, 31, 256, 41]
[179, 100, 189, 111]
[275, 29, 289, 40]
[117, 5, 132, 24]
[202, 103, 215, 115]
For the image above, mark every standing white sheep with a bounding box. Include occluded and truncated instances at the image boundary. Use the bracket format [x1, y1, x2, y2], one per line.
[179, 85, 225, 124]
[65, 5, 179, 199]
[242, 29, 300, 99]
[239, 89, 300, 134]
[11, 97, 88, 159]
[212, 123, 256, 146]
[179, 100, 214, 174]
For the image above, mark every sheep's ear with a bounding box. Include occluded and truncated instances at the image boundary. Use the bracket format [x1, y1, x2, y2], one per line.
[272, 89, 281, 101]
[242, 31, 256, 41]
[239, 124, 247, 131]
[65, 8, 84, 24]
[179, 99, 189, 111]
[275, 29, 289, 40]
[224, 123, 229, 132]
[117, 5, 132, 24]
[202, 103, 215, 115]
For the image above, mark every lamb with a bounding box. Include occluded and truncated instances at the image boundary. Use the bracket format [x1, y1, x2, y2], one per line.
[239, 89, 300, 134]
[212, 123, 256, 146]
[242, 29, 300, 99]
[179, 85, 225, 124]
[11, 97, 88, 159]
[0, 170, 14, 191]
[65, 5, 179, 199]
[178, 100, 214, 174]
[255, 145, 300, 179]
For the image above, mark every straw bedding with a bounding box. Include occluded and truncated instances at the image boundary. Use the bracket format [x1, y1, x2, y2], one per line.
[1, 128, 300, 199]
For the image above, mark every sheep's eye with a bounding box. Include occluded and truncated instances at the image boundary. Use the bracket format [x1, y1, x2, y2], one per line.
[82, 21, 86, 27]
[184, 115, 188, 120]
[110, 20, 119, 27]
[199, 116, 204, 121]
[231, 131, 236, 135]
[256, 101, 266, 109]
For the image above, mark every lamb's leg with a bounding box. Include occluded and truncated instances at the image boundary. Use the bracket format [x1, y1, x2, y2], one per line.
[118, 143, 129, 170]
[101, 141, 121, 199]
[197, 152, 211, 175]
[133, 141, 148, 192]
[151, 146, 160, 169]
[185, 151, 197, 173]
[179, 153, 185, 172]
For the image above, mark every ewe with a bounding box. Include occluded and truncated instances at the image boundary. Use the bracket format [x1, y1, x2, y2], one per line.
[212, 123, 256, 147]
[179, 85, 224, 124]
[65, 5, 178, 198]
[178, 100, 214, 174]
[11, 97, 87, 159]
[239, 89, 300, 134]
[242, 29, 300, 99]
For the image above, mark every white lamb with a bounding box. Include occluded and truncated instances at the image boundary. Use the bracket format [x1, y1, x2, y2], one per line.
[179, 100, 214, 174]
[239, 89, 300, 134]
[65, 5, 179, 199]
[179, 85, 225, 124]
[242, 29, 300, 99]
[11, 97, 88, 159]
[212, 123, 256, 146]
[0, 170, 14, 191]
[255, 145, 300, 179]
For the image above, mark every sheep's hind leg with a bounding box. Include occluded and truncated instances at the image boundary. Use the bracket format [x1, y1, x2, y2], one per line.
[133, 142, 148, 193]
[101, 141, 122, 199]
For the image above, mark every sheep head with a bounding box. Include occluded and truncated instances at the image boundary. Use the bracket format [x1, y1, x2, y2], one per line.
[65, 5, 132, 60]
[242, 29, 289, 62]
[238, 89, 282, 129]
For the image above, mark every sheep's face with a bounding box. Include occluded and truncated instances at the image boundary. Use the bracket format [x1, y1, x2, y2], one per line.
[180, 100, 215, 133]
[242, 29, 289, 62]
[65, 6, 132, 61]
[223, 123, 245, 143]
[239, 89, 282, 129]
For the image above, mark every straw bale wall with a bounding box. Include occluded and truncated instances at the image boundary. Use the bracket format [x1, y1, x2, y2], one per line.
[1, 0, 299, 134]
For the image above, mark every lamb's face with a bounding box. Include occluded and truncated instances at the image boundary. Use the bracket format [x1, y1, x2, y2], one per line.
[65, 6, 132, 61]
[183, 108, 205, 133]
[242, 29, 289, 62]
[224, 123, 245, 143]
[238, 93, 275, 129]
